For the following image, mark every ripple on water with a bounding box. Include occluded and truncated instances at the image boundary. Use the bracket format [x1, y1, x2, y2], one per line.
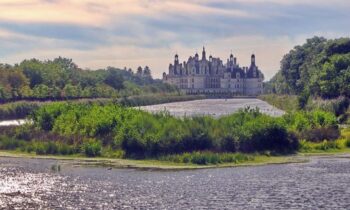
[1, 156, 350, 209]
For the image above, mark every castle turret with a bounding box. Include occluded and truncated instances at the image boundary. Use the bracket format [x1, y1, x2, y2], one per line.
[175, 54, 179, 65]
[251, 54, 255, 66]
[202, 46, 206, 61]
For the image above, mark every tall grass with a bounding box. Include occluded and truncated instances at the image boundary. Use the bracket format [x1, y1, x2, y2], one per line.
[159, 152, 253, 165]
[258, 94, 299, 112]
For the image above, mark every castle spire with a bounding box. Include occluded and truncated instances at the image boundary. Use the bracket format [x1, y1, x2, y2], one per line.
[251, 53, 255, 65]
[202, 46, 206, 60]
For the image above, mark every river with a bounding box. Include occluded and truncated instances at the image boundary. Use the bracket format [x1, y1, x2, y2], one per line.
[1, 156, 350, 209]
[139, 98, 284, 117]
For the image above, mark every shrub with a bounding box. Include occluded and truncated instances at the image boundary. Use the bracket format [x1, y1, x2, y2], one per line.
[57, 143, 74, 155]
[300, 127, 340, 142]
[0, 136, 26, 150]
[299, 140, 312, 152]
[160, 152, 253, 165]
[0, 102, 40, 120]
[81, 139, 102, 157]
[314, 140, 342, 150]
[345, 138, 350, 147]
[33, 142, 48, 155]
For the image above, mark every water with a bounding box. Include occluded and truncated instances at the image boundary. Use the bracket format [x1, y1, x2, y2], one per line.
[0, 119, 26, 126]
[1, 156, 350, 209]
[139, 98, 284, 117]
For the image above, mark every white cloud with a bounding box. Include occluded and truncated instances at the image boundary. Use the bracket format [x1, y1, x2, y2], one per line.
[0, 0, 261, 27]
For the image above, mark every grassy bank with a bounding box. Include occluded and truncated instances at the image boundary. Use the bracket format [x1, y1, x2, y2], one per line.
[258, 94, 299, 112]
[0, 150, 307, 170]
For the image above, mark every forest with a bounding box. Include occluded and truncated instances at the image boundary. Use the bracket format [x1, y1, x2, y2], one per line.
[262, 37, 350, 124]
[265, 37, 350, 99]
[0, 57, 177, 102]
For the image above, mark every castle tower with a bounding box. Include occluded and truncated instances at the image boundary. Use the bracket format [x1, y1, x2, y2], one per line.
[251, 54, 255, 66]
[175, 54, 179, 65]
[202, 46, 206, 61]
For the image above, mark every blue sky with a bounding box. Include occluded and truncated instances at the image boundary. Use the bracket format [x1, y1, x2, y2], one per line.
[0, 0, 349, 79]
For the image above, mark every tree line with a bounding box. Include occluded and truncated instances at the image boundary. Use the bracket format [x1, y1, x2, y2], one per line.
[265, 37, 350, 99]
[0, 57, 177, 102]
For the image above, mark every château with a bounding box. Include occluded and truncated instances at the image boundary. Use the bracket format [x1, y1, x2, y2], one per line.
[162, 47, 264, 96]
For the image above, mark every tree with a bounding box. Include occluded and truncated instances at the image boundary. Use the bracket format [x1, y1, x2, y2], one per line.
[63, 84, 79, 99]
[104, 70, 125, 90]
[143, 66, 152, 77]
[268, 37, 350, 99]
[33, 84, 50, 99]
[136, 66, 143, 76]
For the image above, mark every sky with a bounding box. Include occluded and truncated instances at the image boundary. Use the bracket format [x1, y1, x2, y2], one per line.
[0, 0, 349, 80]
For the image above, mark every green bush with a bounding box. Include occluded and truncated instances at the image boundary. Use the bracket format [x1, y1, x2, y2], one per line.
[33, 142, 48, 155]
[28, 103, 341, 158]
[81, 139, 102, 157]
[0, 136, 26, 150]
[314, 140, 342, 150]
[160, 152, 253, 165]
[345, 139, 350, 148]
[0, 102, 40, 120]
[57, 143, 74, 155]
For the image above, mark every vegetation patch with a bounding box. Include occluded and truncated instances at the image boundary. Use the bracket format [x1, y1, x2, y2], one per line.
[159, 152, 253, 165]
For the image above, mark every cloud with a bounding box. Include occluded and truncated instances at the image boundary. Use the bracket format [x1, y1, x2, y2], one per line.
[0, 0, 349, 81]
[0, 0, 259, 27]
[199, 0, 350, 7]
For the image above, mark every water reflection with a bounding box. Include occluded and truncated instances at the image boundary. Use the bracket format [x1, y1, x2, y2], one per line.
[0, 119, 26, 126]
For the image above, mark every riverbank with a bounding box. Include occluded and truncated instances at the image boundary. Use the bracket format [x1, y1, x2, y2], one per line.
[4, 149, 350, 170]
[0, 150, 312, 170]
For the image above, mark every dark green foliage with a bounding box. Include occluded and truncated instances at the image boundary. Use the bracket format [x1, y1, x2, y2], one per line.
[0, 57, 178, 102]
[298, 90, 310, 109]
[29, 103, 313, 158]
[346, 139, 350, 148]
[283, 110, 339, 141]
[0, 102, 342, 160]
[0, 136, 26, 150]
[266, 37, 350, 99]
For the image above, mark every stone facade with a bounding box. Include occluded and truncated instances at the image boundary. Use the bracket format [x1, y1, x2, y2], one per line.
[162, 47, 264, 96]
